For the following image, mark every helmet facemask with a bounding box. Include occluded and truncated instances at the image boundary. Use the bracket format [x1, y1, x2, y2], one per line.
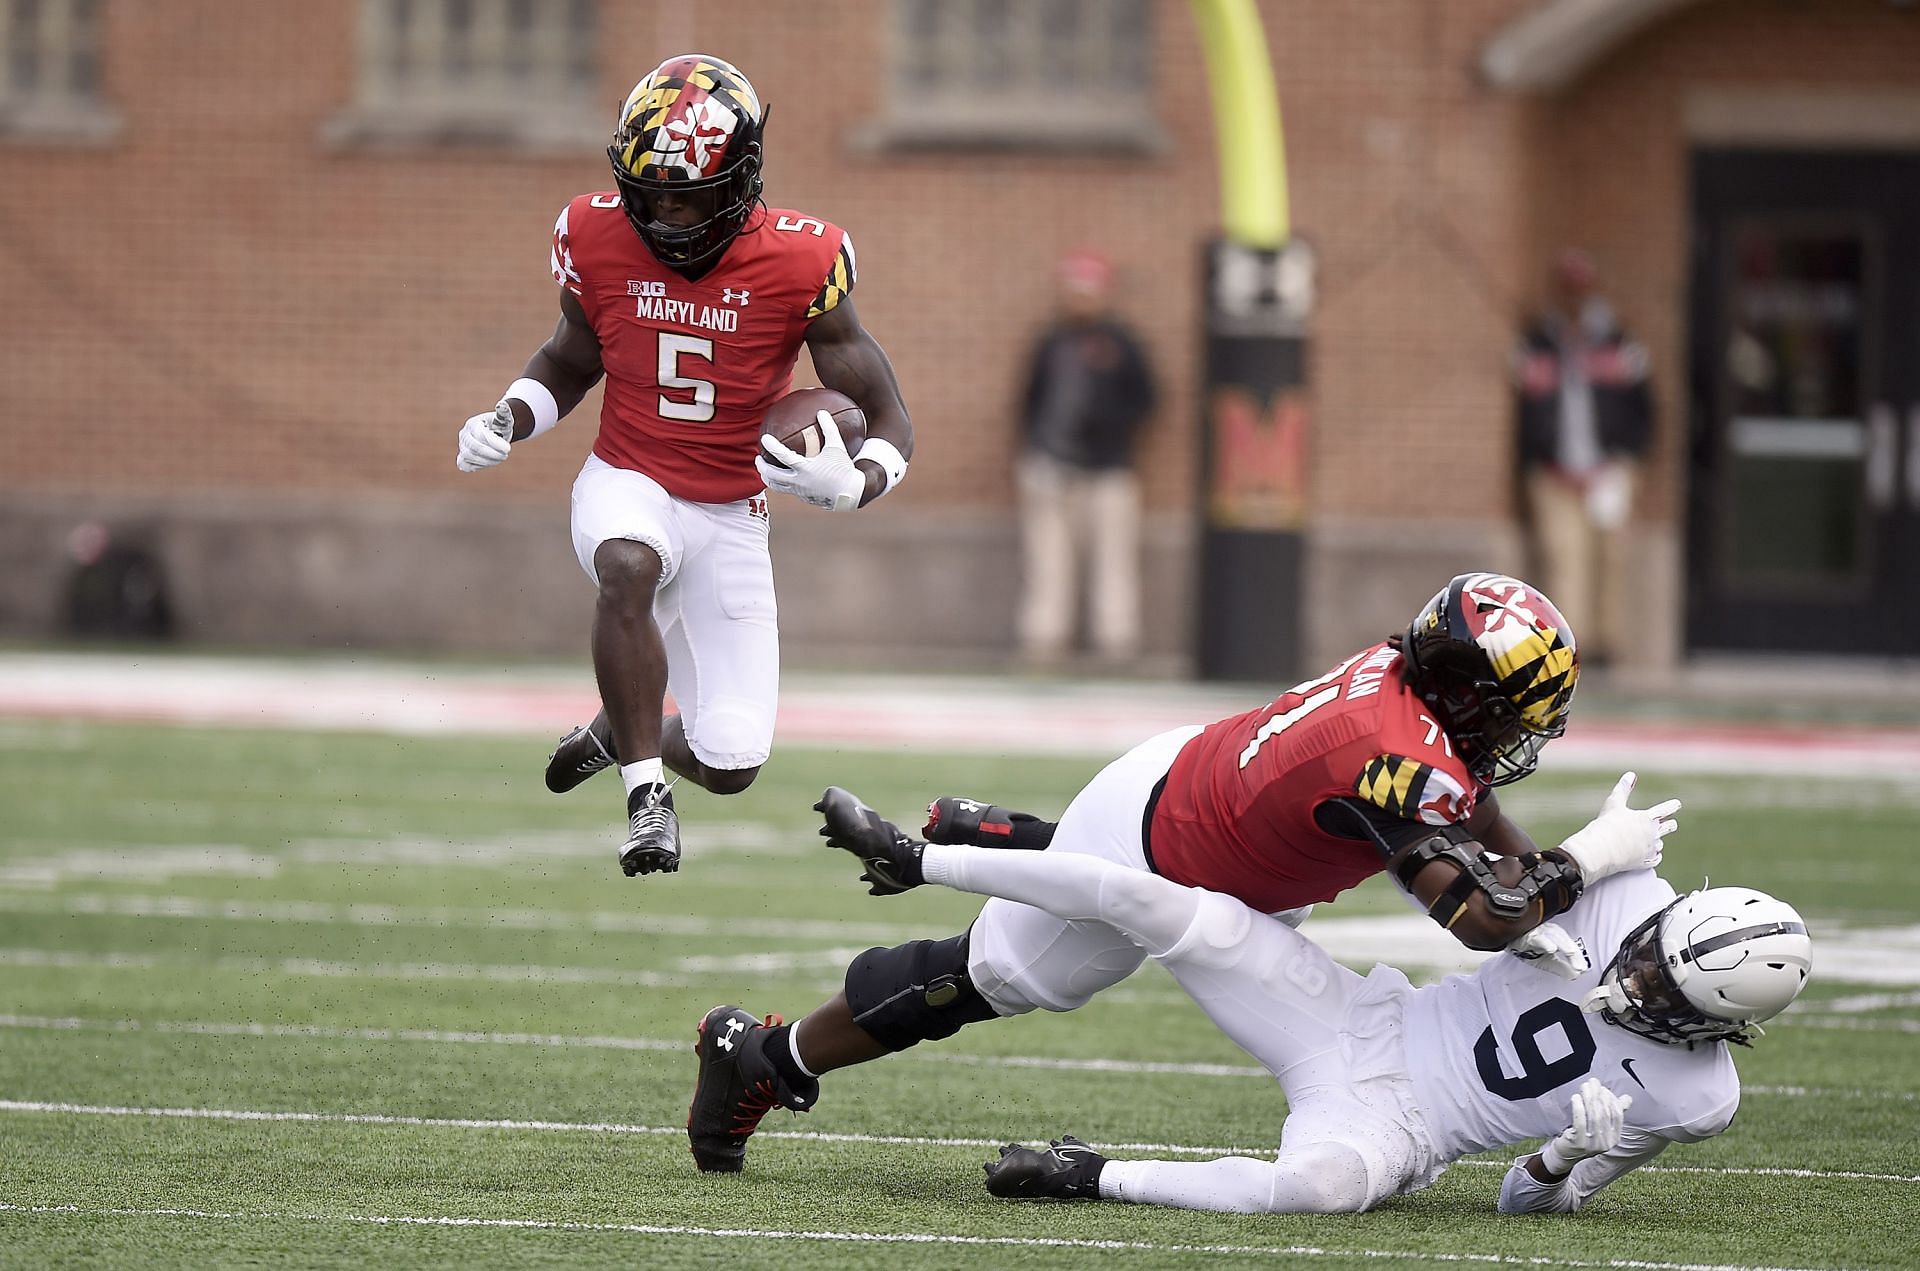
[1412, 653, 1563, 787]
[608, 143, 763, 273]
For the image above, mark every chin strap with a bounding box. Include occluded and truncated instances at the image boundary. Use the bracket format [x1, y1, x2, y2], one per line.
[1583, 983, 1625, 1015]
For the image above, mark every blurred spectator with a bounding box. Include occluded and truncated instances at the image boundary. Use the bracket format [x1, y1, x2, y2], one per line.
[1015, 248, 1157, 669]
[64, 522, 174, 641]
[1513, 249, 1653, 667]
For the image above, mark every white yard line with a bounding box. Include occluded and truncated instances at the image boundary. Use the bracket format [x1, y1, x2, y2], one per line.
[0, 1012, 1912, 1101]
[11, 893, 1920, 985]
[0, 1013, 1912, 1098]
[1779, 1016, 1920, 1034]
[0, 890, 924, 944]
[0, 948, 851, 988]
[3, 1101, 1915, 1188]
[0, 1202, 1861, 1271]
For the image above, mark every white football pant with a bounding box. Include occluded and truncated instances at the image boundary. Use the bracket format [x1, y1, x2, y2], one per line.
[926, 840, 1427, 1212]
[570, 455, 778, 771]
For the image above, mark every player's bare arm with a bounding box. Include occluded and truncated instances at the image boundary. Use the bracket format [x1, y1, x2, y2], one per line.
[502, 289, 605, 440]
[455, 290, 605, 473]
[1466, 790, 1541, 857]
[1366, 770, 1680, 952]
[805, 296, 913, 508]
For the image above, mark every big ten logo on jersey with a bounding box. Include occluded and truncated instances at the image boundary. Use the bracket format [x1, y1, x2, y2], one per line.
[628, 279, 740, 332]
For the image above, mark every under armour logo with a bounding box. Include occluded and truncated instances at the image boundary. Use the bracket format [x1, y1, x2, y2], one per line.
[722, 288, 751, 305]
[717, 1018, 748, 1052]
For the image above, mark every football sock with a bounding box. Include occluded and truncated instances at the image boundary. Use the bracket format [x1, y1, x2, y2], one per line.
[785, 1019, 818, 1078]
[619, 759, 664, 797]
[760, 1023, 815, 1088]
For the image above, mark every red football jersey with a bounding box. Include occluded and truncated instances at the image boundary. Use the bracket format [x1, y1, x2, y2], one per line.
[551, 197, 857, 503]
[1148, 642, 1485, 913]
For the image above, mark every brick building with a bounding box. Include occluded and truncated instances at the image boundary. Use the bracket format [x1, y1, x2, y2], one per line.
[3, 0, 1917, 673]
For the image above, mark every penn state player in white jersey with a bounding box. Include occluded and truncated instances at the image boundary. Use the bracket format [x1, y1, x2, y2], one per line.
[817, 779, 1811, 1214]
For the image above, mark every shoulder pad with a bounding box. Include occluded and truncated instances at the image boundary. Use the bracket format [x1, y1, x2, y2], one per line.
[1357, 754, 1475, 826]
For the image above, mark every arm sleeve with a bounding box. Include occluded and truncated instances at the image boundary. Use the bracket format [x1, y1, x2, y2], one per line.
[1496, 1128, 1672, 1214]
[1353, 753, 1476, 827]
[806, 230, 858, 319]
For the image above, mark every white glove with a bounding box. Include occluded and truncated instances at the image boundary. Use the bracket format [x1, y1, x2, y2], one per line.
[756, 411, 865, 512]
[1553, 772, 1680, 886]
[457, 402, 514, 472]
[1506, 921, 1591, 980]
[1538, 1077, 1632, 1176]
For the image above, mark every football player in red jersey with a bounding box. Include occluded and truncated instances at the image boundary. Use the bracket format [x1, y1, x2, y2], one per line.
[455, 55, 913, 876]
[684, 572, 1682, 1174]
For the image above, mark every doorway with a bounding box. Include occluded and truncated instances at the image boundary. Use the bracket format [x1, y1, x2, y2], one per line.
[1687, 149, 1920, 655]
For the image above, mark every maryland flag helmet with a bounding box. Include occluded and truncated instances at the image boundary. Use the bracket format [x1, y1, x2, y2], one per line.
[608, 54, 766, 272]
[1400, 572, 1579, 787]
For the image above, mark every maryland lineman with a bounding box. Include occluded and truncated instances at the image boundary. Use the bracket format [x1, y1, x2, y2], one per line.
[456, 55, 913, 876]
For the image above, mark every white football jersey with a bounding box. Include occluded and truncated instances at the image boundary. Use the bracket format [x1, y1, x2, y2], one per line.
[1402, 868, 1741, 1163]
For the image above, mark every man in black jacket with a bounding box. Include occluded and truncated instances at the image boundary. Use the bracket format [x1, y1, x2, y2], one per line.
[1015, 248, 1157, 669]
[1513, 250, 1653, 667]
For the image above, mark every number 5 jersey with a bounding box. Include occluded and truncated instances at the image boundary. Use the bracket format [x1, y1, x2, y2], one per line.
[551, 197, 857, 503]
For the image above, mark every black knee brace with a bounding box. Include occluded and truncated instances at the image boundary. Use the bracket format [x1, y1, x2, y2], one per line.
[844, 930, 999, 1052]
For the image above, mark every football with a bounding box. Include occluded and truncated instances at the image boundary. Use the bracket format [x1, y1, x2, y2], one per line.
[760, 386, 868, 467]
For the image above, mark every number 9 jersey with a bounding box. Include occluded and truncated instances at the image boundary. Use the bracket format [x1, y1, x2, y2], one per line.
[551, 196, 857, 503]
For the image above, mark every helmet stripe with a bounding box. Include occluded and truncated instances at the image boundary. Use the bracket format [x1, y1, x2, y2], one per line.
[1678, 920, 1810, 963]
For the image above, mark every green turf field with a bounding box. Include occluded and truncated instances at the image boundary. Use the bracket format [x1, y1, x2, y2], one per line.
[1, 719, 1915, 1269]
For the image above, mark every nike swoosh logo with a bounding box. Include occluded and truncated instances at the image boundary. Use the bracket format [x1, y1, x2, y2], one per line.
[1621, 1057, 1647, 1089]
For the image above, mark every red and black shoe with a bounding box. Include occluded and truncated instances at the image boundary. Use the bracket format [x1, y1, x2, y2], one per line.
[687, 1005, 817, 1174]
[924, 797, 1057, 851]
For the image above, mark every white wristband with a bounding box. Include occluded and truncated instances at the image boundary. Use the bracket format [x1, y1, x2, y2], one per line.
[854, 436, 909, 499]
[504, 377, 561, 439]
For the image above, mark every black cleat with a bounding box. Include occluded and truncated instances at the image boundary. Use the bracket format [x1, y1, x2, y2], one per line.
[925, 796, 1056, 850]
[816, 786, 925, 895]
[983, 1135, 1108, 1200]
[619, 782, 680, 876]
[687, 1005, 817, 1174]
[545, 713, 618, 794]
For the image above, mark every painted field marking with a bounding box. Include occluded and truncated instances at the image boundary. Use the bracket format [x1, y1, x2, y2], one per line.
[0, 948, 849, 989]
[0, 1202, 1862, 1271]
[12, 884, 1920, 988]
[0, 890, 923, 944]
[5, 1014, 1911, 1101]
[3, 1101, 1915, 1187]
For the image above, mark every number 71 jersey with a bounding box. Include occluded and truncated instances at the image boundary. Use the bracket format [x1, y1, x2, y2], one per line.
[551, 197, 857, 503]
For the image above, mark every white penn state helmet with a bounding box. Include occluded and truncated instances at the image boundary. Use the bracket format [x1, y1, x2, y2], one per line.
[1588, 887, 1812, 1046]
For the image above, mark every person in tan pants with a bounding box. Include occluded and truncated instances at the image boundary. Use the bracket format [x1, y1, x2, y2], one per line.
[1015, 248, 1157, 669]
[1514, 250, 1653, 667]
